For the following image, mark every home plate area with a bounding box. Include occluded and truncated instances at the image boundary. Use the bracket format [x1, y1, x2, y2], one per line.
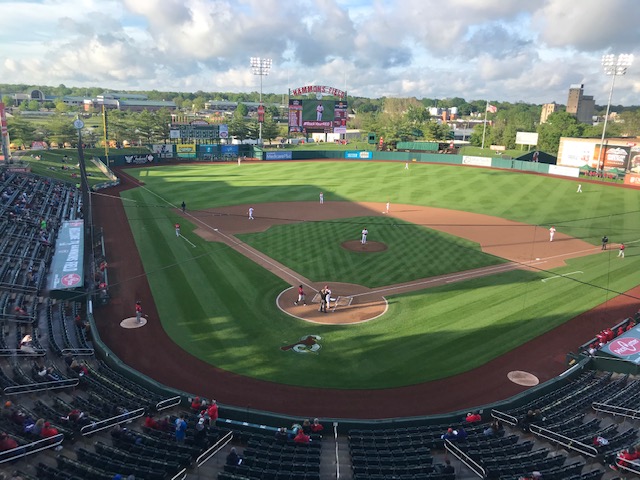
[311, 293, 354, 312]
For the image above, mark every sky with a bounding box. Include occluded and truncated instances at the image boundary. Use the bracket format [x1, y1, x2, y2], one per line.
[0, 0, 639, 105]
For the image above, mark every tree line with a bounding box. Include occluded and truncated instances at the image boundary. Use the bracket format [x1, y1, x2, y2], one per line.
[3, 83, 639, 153]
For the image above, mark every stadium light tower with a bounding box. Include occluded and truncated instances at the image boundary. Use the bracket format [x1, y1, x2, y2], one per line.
[250, 57, 272, 145]
[597, 53, 633, 173]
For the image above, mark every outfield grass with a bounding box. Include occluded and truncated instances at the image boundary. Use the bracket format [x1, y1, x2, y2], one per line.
[237, 216, 505, 287]
[122, 161, 640, 388]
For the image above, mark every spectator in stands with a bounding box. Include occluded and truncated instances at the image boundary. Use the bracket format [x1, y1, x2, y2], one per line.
[484, 420, 502, 437]
[593, 435, 609, 452]
[294, 429, 311, 444]
[465, 411, 482, 423]
[144, 413, 159, 430]
[610, 446, 640, 471]
[441, 428, 457, 441]
[194, 417, 208, 447]
[69, 359, 88, 376]
[0, 432, 18, 452]
[191, 397, 202, 412]
[153, 415, 168, 432]
[627, 320, 636, 331]
[61, 409, 90, 427]
[226, 447, 243, 466]
[20, 335, 36, 353]
[40, 422, 59, 439]
[310, 418, 324, 434]
[206, 400, 218, 423]
[302, 419, 312, 434]
[174, 414, 187, 443]
[275, 427, 288, 442]
[33, 363, 59, 382]
[521, 410, 536, 432]
[32, 419, 45, 436]
[617, 326, 625, 337]
[518, 472, 542, 479]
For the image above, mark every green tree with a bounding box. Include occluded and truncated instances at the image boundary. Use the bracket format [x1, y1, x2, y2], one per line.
[7, 116, 36, 145]
[261, 116, 279, 144]
[55, 101, 71, 113]
[536, 111, 584, 153]
[191, 96, 206, 112]
[229, 110, 248, 141]
[48, 115, 78, 146]
[235, 103, 249, 117]
[2, 95, 13, 107]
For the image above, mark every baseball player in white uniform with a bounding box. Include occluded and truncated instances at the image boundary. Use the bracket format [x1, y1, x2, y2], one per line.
[248, 207, 254, 220]
[549, 226, 556, 242]
[361, 228, 368, 245]
[319, 192, 324, 204]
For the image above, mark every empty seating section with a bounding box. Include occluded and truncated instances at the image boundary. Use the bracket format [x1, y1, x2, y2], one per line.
[222, 431, 322, 480]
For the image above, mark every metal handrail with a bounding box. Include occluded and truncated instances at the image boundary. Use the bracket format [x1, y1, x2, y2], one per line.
[61, 347, 94, 356]
[592, 402, 640, 420]
[4, 378, 79, 395]
[156, 395, 182, 412]
[80, 407, 145, 436]
[334, 422, 340, 479]
[529, 424, 598, 457]
[0, 433, 64, 464]
[170, 468, 187, 480]
[491, 409, 518, 426]
[0, 348, 45, 356]
[196, 431, 233, 468]
[444, 439, 486, 478]
[613, 458, 640, 476]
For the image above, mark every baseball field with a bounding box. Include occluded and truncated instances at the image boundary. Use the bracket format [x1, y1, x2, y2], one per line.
[94, 160, 640, 417]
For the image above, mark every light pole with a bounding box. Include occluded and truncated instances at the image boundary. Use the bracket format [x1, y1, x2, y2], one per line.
[598, 53, 633, 173]
[250, 57, 272, 145]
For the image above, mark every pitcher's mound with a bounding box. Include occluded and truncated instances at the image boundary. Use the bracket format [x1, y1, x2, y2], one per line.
[121, 317, 147, 329]
[341, 240, 387, 252]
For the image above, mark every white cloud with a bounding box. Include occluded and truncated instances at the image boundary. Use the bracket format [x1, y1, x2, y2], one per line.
[0, 0, 638, 105]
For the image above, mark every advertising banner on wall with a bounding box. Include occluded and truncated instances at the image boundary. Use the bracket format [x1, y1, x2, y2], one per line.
[176, 143, 197, 158]
[596, 145, 630, 170]
[265, 151, 293, 160]
[515, 132, 539, 146]
[221, 145, 239, 155]
[624, 173, 640, 187]
[49, 220, 84, 292]
[151, 144, 173, 158]
[558, 140, 595, 168]
[462, 156, 492, 167]
[602, 326, 640, 364]
[345, 151, 372, 159]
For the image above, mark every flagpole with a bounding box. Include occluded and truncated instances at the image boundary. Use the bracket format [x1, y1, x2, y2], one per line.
[481, 100, 489, 150]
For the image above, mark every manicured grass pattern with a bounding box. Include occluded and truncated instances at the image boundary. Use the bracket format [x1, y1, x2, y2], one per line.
[238, 216, 505, 287]
[121, 162, 640, 389]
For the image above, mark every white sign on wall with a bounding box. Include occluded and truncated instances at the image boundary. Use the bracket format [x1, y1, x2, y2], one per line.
[515, 132, 539, 146]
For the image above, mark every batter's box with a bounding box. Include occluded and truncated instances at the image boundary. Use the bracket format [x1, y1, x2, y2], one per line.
[332, 296, 353, 312]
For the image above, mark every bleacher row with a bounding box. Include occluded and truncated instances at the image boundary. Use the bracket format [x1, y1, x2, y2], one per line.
[345, 370, 640, 479]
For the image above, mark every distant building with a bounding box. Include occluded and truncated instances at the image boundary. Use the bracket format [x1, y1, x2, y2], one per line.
[84, 93, 176, 112]
[540, 102, 559, 124]
[566, 84, 595, 124]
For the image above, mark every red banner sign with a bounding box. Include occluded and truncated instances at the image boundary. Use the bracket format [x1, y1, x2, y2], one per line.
[290, 85, 346, 98]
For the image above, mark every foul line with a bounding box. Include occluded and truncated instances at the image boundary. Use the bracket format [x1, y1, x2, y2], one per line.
[351, 260, 547, 298]
[541, 271, 584, 283]
[179, 234, 196, 248]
